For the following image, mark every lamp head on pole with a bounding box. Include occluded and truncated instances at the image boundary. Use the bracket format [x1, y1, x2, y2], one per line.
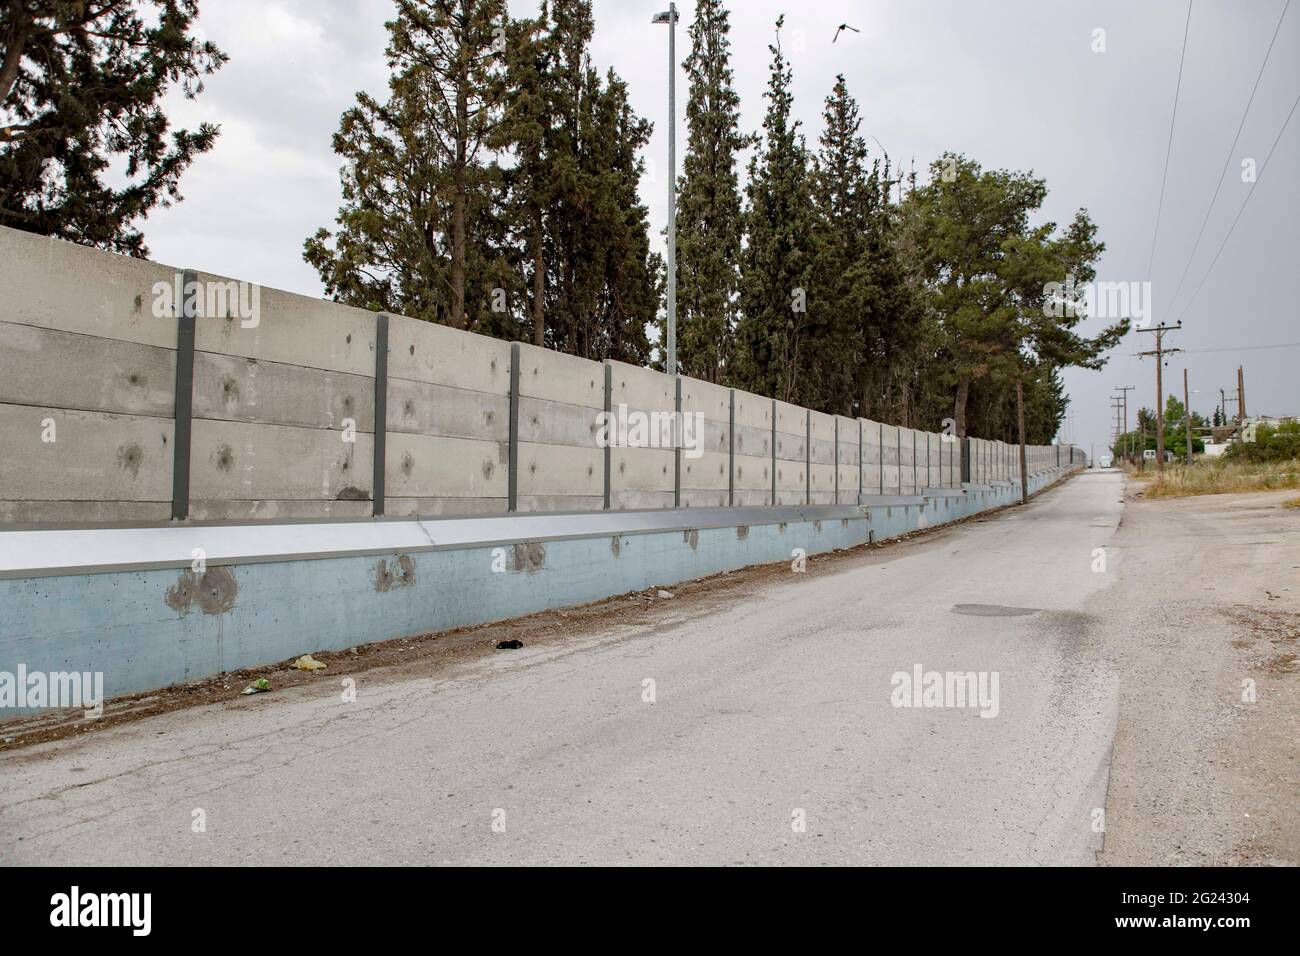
[651, 8, 677, 24]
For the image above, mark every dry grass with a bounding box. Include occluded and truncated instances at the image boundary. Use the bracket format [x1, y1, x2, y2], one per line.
[1125, 459, 1300, 499]
[1284, 497, 1300, 510]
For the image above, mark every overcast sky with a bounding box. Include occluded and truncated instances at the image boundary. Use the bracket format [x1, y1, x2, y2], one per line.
[144, 0, 1300, 456]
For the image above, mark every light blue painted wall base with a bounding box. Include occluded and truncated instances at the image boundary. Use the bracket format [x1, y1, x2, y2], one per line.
[0, 467, 1079, 711]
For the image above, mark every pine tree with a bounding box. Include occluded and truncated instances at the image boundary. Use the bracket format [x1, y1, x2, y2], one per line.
[734, 16, 819, 404]
[0, 0, 226, 256]
[905, 152, 1125, 440]
[675, 0, 746, 383]
[305, 0, 508, 331]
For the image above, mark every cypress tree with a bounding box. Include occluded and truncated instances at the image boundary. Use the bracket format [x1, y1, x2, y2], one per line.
[534, 0, 657, 361]
[496, 8, 553, 344]
[675, 0, 746, 383]
[809, 75, 873, 415]
[735, 16, 819, 404]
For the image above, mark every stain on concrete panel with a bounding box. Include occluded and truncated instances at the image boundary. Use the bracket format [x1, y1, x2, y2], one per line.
[509, 541, 546, 573]
[736, 525, 749, 540]
[214, 443, 235, 472]
[116, 442, 143, 478]
[374, 553, 416, 591]
[165, 567, 238, 615]
[683, 528, 699, 550]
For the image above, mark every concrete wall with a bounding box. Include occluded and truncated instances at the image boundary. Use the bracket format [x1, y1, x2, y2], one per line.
[607, 360, 676, 510]
[0, 228, 178, 524]
[0, 226, 1077, 526]
[385, 315, 511, 517]
[679, 376, 732, 508]
[729, 387, 772, 508]
[515, 343, 604, 513]
[188, 268, 380, 521]
[0, 461, 1083, 710]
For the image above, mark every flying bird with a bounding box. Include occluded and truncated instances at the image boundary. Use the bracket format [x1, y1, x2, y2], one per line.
[832, 23, 860, 43]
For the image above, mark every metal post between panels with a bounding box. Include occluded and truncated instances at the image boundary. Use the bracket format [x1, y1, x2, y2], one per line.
[603, 361, 612, 510]
[372, 312, 388, 516]
[770, 399, 777, 506]
[858, 420, 864, 502]
[674, 376, 682, 508]
[879, 422, 884, 495]
[728, 388, 735, 507]
[508, 342, 520, 513]
[805, 409, 811, 505]
[912, 430, 918, 494]
[170, 269, 197, 521]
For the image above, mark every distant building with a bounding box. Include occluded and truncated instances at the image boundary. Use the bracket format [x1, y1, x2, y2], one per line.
[1241, 416, 1296, 443]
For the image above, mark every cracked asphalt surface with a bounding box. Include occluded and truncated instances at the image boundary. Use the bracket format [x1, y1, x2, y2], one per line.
[1, 470, 1294, 865]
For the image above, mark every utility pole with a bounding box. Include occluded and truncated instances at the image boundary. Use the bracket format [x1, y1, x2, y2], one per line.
[1137, 322, 1182, 475]
[1183, 368, 1193, 466]
[1110, 396, 1125, 460]
[1219, 387, 1240, 425]
[1115, 385, 1135, 464]
[1237, 365, 1246, 422]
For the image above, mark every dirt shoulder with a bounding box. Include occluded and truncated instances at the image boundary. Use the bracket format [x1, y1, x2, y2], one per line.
[1094, 485, 1299, 866]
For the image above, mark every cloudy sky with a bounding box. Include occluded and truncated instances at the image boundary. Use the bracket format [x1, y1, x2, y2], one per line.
[144, 0, 1299, 457]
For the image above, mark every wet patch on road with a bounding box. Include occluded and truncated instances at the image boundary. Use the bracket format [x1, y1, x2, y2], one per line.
[951, 603, 1041, 617]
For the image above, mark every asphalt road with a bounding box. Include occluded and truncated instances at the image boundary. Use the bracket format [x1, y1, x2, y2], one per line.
[2, 470, 1293, 865]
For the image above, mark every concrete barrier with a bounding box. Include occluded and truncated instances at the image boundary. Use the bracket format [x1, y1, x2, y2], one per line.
[0, 462, 1082, 711]
[0, 225, 1089, 710]
[0, 226, 1078, 527]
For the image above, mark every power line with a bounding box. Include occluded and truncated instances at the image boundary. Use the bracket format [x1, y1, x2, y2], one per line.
[1184, 341, 1300, 353]
[1173, 87, 1300, 325]
[1167, 0, 1292, 316]
[1146, 0, 1194, 278]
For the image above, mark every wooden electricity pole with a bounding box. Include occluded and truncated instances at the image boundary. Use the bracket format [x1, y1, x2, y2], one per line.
[1115, 385, 1135, 463]
[1110, 396, 1125, 459]
[1183, 368, 1193, 466]
[1137, 323, 1182, 475]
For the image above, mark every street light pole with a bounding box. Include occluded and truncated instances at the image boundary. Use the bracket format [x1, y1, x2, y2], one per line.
[653, 4, 678, 376]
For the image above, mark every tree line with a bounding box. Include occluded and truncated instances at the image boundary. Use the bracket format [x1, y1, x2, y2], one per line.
[0, 0, 1127, 443]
